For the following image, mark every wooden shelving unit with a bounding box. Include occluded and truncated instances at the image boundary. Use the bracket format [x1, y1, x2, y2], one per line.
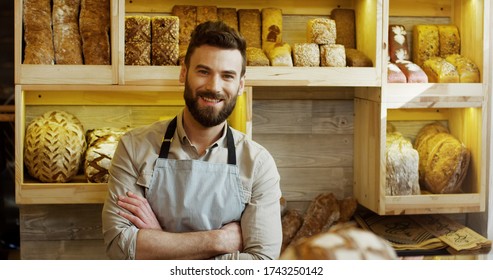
[14, 0, 490, 217]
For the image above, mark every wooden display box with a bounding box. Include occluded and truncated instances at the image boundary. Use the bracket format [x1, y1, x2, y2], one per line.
[354, 0, 489, 215]
[14, 0, 119, 85]
[354, 96, 485, 215]
[14, 84, 252, 204]
[121, 0, 382, 87]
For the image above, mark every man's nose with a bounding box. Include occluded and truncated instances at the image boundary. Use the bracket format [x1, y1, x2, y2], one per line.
[205, 75, 222, 93]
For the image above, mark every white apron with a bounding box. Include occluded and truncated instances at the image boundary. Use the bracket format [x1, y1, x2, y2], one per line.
[145, 117, 247, 232]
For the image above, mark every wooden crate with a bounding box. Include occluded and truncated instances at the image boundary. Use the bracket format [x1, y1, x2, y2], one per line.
[354, 0, 489, 215]
[15, 84, 252, 204]
[14, 0, 119, 85]
[121, 0, 382, 86]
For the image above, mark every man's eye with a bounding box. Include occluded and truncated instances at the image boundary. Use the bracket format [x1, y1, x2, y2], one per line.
[223, 74, 235, 80]
[197, 69, 209, 75]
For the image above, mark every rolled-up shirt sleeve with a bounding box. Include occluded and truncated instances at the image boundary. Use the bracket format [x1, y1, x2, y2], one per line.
[102, 132, 144, 260]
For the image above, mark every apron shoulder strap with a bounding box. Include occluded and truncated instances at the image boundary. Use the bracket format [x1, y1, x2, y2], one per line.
[226, 126, 236, 165]
[158, 117, 177, 158]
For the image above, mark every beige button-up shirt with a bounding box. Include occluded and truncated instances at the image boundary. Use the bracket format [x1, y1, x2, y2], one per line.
[102, 110, 282, 260]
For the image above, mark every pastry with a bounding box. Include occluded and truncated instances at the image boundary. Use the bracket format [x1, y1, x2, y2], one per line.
[292, 43, 320, 67]
[307, 18, 336, 45]
[320, 44, 346, 67]
[80, 0, 111, 65]
[261, 8, 283, 53]
[23, 0, 55, 64]
[238, 9, 261, 48]
[52, 0, 83, 64]
[331, 9, 356, 49]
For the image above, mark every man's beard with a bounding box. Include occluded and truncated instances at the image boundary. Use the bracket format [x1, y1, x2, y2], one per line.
[184, 81, 238, 127]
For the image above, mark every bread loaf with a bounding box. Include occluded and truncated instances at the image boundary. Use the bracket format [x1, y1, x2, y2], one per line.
[292, 43, 320, 67]
[320, 44, 345, 67]
[412, 25, 439, 67]
[246, 47, 269, 66]
[125, 16, 151, 66]
[422, 57, 459, 83]
[238, 9, 261, 48]
[24, 111, 86, 183]
[196, 6, 218, 24]
[395, 60, 428, 83]
[387, 62, 407, 83]
[268, 43, 293, 66]
[389, 24, 409, 63]
[385, 132, 420, 195]
[80, 0, 111, 65]
[52, 0, 83, 64]
[414, 122, 470, 194]
[445, 54, 480, 83]
[217, 8, 238, 30]
[261, 8, 283, 53]
[151, 16, 180, 66]
[85, 127, 129, 183]
[336, 197, 358, 223]
[438, 25, 460, 58]
[291, 193, 340, 244]
[23, 0, 55, 64]
[281, 209, 303, 253]
[172, 5, 197, 51]
[345, 48, 373, 67]
[306, 18, 336, 45]
[279, 226, 398, 260]
[331, 9, 356, 49]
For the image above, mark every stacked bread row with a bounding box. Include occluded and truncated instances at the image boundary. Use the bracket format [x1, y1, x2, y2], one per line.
[125, 16, 179, 65]
[24, 110, 129, 184]
[385, 122, 470, 195]
[247, 8, 373, 67]
[23, 0, 110, 65]
[387, 24, 480, 83]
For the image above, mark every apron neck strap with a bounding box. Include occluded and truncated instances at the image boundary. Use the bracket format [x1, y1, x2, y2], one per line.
[159, 116, 237, 165]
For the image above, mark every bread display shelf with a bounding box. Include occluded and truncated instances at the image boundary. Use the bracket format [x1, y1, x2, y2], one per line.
[382, 83, 484, 108]
[15, 84, 252, 204]
[354, 99, 485, 215]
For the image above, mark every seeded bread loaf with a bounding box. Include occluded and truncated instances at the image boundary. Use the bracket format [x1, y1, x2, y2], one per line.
[422, 57, 459, 83]
[172, 5, 197, 52]
[320, 44, 346, 67]
[438, 25, 460, 58]
[246, 47, 269, 66]
[196, 6, 218, 24]
[445, 54, 480, 83]
[412, 25, 439, 67]
[292, 43, 320, 67]
[238, 9, 261, 48]
[125, 16, 151, 65]
[307, 18, 336, 45]
[151, 16, 179, 66]
[217, 8, 238, 30]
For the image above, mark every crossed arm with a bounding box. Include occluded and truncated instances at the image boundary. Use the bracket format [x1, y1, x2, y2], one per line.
[116, 191, 243, 260]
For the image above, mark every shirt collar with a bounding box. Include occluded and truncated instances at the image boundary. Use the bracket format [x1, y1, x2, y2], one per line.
[175, 109, 228, 149]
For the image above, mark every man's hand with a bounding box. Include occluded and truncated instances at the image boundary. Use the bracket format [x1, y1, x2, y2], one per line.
[219, 222, 243, 253]
[117, 191, 162, 230]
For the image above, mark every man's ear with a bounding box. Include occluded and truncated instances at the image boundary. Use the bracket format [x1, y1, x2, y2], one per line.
[179, 65, 187, 83]
[238, 76, 245, 95]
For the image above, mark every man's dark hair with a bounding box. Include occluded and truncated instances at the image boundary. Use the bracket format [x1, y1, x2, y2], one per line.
[184, 21, 247, 77]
